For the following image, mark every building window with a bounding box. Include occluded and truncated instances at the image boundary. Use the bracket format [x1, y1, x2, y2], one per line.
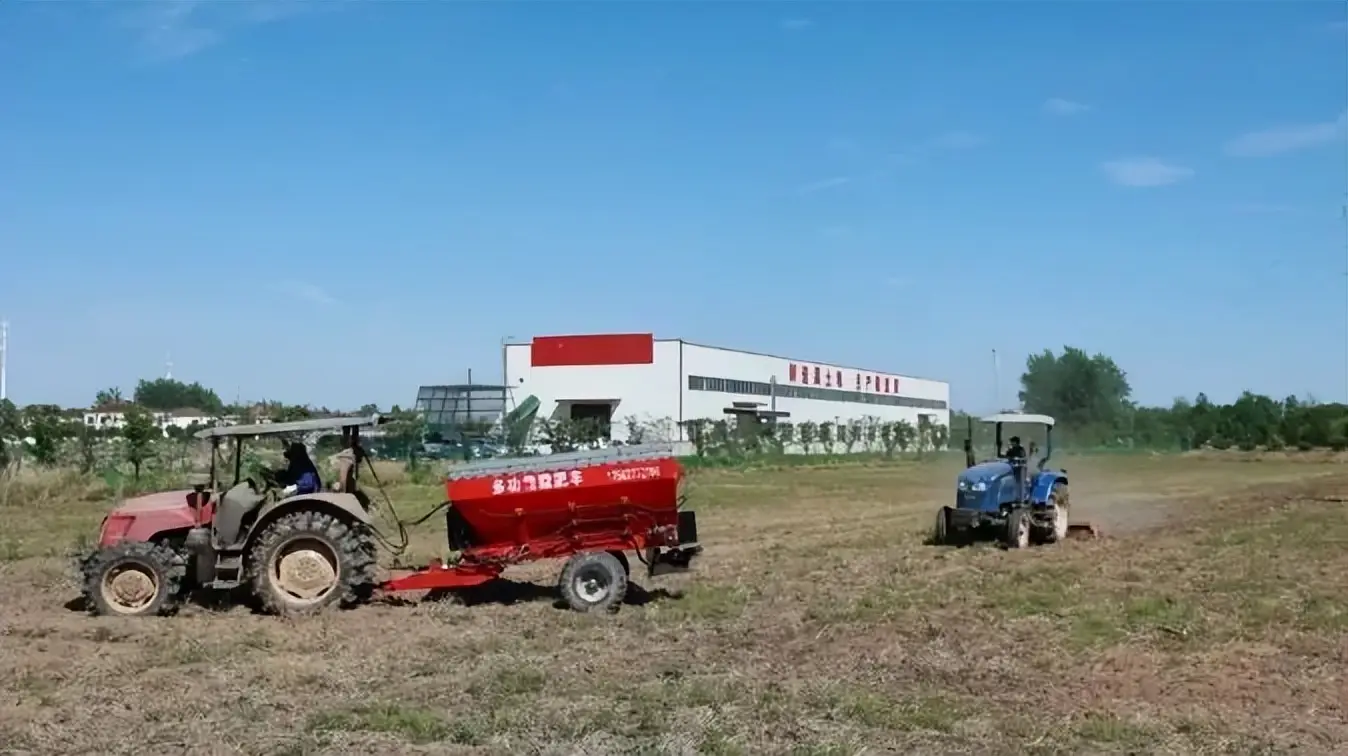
[686, 374, 948, 410]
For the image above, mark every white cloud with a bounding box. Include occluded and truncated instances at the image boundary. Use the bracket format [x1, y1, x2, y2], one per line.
[796, 176, 850, 194]
[780, 18, 813, 31]
[1043, 97, 1090, 116]
[1223, 110, 1348, 157]
[124, 1, 219, 61]
[1100, 157, 1194, 188]
[120, 0, 328, 62]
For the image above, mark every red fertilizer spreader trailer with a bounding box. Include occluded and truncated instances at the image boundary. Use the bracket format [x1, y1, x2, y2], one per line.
[381, 443, 702, 612]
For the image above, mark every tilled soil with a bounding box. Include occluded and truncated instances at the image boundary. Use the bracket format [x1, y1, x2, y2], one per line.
[1, 454, 1345, 755]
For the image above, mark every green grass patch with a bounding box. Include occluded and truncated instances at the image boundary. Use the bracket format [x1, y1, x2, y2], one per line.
[307, 703, 463, 744]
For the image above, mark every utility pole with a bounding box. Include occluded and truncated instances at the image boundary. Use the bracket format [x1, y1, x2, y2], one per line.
[0, 319, 8, 401]
[992, 348, 1001, 412]
[500, 336, 515, 413]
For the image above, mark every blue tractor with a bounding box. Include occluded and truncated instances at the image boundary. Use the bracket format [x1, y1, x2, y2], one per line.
[934, 412, 1079, 548]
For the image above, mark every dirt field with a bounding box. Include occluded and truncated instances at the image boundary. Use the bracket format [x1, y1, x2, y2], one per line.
[3, 453, 1347, 755]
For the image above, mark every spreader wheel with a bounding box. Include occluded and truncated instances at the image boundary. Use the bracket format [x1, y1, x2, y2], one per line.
[81, 541, 186, 617]
[246, 511, 378, 617]
[559, 551, 628, 613]
[1003, 508, 1031, 550]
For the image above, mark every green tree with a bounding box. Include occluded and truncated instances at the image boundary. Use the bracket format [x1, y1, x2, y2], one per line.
[121, 406, 160, 481]
[1019, 346, 1132, 445]
[21, 404, 67, 466]
[268, 403, 313, 423]
[77, 422, 98, 473]
[878, 421, 898, 457]
[817, 421, 834, 455]
[842, 420, 862, 454]
[134, 377, 223, 414]
[893, 420, 916, 453]
[95, 387, 124, 406]
[797, 421, 817, 454]
[0, 399, 21, 472]
[385, 409, 428, 459]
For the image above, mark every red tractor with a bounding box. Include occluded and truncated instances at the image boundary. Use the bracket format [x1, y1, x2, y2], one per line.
[77, 414, 701, 617]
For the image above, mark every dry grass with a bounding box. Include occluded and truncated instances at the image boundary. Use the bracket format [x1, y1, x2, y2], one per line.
[2, 453, 1347, 754]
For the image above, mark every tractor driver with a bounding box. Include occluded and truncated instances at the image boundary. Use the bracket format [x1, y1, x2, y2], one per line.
[1004, 435, 1027, 462]
[269, 442, 323, 496]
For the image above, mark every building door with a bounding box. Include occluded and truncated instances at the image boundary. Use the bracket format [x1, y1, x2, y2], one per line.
[568, 403, 612, 442]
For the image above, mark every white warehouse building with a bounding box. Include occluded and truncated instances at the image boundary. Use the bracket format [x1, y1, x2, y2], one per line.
[502, 333, 950, 449]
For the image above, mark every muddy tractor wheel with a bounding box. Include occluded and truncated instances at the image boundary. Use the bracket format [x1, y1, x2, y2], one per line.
[81, 541, 186, 617]
[1003, 508, 1031, 550]
[1042, 482, 1070, 544]
[559, 551, 628, 613]
[246, 511, 378, 617]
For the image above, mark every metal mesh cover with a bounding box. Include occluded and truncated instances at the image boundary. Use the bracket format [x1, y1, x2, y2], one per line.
[444, 443, 677, 481]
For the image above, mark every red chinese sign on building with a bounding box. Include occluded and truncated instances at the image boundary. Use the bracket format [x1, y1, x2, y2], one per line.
[786, 363, 904, 396]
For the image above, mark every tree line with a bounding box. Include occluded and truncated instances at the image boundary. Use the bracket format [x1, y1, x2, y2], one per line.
[0, 377, 431, 479]
[986, 346, 1348, 451]
[4, 352, 1346, 477]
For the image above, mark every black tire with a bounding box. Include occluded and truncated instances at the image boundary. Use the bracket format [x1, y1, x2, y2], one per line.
[81, 541, 186, 617]
[245, 510, 378, 617]
[558, 551, 628, 613]
[1003, 508, 1031, 550]
[932, 507, 951, 545]
[1039, 481, 1070, 544]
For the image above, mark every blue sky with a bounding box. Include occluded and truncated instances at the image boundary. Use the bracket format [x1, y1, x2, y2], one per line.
[1, 1, 1345, 412]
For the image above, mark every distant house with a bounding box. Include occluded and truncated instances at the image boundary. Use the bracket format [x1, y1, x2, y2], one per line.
[81, 404, 228, 436]
[83, 402, 135, 429]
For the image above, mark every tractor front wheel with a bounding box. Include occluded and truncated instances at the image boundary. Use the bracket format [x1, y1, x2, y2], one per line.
[932, 507, 952, 545]
[246, 511, 378, 617]
[1003, 509, 1031, 550]
[81, 541, 186, 617]
[559, 551, 628, 613]
[1043, 482, 1070, 543]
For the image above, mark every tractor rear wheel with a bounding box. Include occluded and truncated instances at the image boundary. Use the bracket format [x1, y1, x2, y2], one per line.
[81, 541, 186, 617]
[1003, 509, 1031, 550]
[246, 511, 378, 617]
[559, 551, 628, 613]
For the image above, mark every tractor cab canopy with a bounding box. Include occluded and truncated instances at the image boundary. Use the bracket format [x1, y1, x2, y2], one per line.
[193, 413, 388, 441]
[194, 414, 390, 490]
[972, 412, 1057, 469]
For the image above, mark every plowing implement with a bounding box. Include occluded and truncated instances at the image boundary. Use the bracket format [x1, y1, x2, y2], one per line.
[382, 444, 702, 612]
[75, 414, 701, 618]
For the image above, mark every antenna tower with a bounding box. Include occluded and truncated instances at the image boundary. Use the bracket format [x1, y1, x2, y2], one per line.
[0, 319, 8, 401]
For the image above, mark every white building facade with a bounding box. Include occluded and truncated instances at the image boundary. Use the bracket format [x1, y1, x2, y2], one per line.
[503, 333, 950, 449]
[82, 405, 224, 436]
